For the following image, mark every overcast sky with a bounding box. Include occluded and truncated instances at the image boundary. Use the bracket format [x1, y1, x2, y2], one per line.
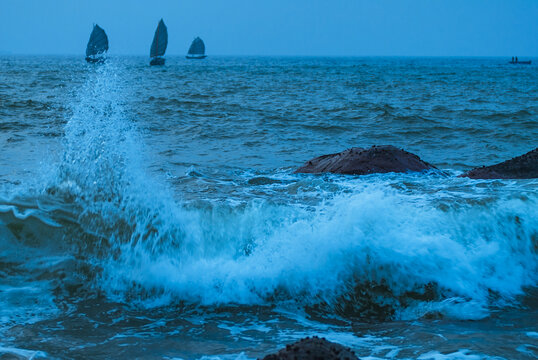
[1, 0, 537, 56]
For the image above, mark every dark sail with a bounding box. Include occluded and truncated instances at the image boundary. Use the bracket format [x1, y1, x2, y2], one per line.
[150, 19, 168, 58]
[86, 24, 108, 58]
[188, 37, 205, 55]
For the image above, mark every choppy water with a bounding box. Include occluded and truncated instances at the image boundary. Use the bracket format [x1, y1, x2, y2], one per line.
[0, 56, 537, 359]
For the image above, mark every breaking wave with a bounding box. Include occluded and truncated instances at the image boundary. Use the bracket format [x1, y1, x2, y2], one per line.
[1, 63, 537, 324]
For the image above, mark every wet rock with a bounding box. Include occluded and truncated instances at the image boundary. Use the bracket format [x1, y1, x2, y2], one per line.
[260, 336, 358, 360]
[295, 145, 436, 175]
[461, 148, 538, 179]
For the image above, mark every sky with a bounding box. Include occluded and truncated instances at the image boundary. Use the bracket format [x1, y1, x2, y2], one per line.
[1, 0, 537, 56]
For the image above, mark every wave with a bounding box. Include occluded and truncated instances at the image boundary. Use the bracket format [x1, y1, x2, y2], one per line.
[0, 62, 536, 323]
[2, 179, 537, 321]
[99, 188, 537, 319]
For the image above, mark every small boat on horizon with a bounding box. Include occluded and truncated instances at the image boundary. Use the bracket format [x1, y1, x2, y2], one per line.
[509, 57, 531, 65]
[85, 24, 108, 63]
[186, 37, 207, 59]
[150, 19, 168, 66]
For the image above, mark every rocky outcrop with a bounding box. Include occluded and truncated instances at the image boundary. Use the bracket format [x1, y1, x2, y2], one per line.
[461, 148, 538, 179]
[295, 145, 436, 175]
[260, 336, 358, 360]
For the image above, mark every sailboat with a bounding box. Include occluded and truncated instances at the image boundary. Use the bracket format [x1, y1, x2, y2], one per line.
[186, 37, 207, 59]
[85, 24, 108, 63]
[150, 19, 168, 66]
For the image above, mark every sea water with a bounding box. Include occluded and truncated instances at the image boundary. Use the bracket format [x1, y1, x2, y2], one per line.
[0, 56, 537, 359]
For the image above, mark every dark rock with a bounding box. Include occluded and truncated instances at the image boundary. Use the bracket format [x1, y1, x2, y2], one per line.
[295, 145, 436, 175]
[260, 336, 358, 360]
[460, 148, 538, 179]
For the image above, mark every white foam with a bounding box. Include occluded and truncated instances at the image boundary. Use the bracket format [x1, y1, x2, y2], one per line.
[0, 346, 47, 359]
[99, 185, 537, 320]
[417, 349, 506, 359]
[196, 354, 251, 360]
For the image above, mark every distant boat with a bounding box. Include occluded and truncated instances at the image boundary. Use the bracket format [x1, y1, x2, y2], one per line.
[186, 37, 207, 59]
[85, 24, 108, 63]
[150, 19, 168, 66]
[509, 58, 531, 65]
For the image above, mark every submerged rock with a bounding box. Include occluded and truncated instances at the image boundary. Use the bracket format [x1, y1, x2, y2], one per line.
[261, 336, 358, 360]
[461, 148, 538, 179]
[295, 145, 436, 175]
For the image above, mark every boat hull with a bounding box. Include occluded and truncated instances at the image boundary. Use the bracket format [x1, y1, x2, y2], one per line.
[509, 61, 532, 65]
[85, 56, 106, 64]
[150, 57, 166, 66]
[186, 55, 207, 60]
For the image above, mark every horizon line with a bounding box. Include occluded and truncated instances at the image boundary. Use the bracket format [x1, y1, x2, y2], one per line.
[1, 53, 536, 58]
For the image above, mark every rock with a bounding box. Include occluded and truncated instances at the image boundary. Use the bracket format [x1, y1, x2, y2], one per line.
[461, 148, 538, 179]
[295, 145, 436, 175]
[260, 336, 358, 360]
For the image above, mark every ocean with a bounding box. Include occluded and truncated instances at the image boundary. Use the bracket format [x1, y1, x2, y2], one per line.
[0, 56, 536, 359]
